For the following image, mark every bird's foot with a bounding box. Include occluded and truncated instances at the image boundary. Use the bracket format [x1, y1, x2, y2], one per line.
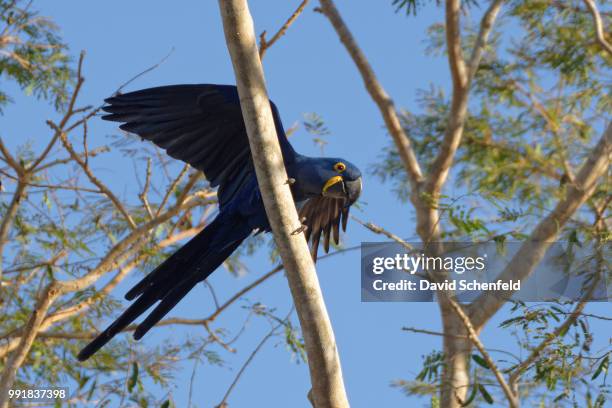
[291, 222, 308, 235]
[285, 177, 296, 185]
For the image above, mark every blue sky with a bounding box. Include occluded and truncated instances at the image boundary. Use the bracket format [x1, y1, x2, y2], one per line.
[1, 1, 609, 407]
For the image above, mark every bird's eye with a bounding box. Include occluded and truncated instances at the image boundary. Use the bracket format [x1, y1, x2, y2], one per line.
[333, 162, 346, 173]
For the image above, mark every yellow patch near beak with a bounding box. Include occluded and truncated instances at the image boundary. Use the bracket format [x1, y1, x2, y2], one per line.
[322, 175, 343, 193]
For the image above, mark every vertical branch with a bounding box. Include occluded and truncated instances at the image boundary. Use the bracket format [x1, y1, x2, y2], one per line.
[445, 0, 468, 92]
[317, 3, 504, 405]
[0, 177, 27, 279]
[0, 138, 27, 280]
[217, 1, 350, 407]
[425, 0, 504, 196]
[583, 0, 612, 56]
[317, 0, 424, 188]
[466, 0, 505, 79]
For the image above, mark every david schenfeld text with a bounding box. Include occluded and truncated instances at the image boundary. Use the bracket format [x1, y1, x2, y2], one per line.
[372, 279, 521, 292]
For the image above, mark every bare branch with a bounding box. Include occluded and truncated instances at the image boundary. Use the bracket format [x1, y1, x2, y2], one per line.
[583, 0, 612, 57]
[0, 284, 60, 408]
[0, 172, 102, 193]
[112, 47, 175, 97]
[425, 0, 503, 197]
[55, 197, 201, 295]
[34, 145, 110, 172]
[28, 52, 86, 172]
[53, 122, 137, 230]
[0, 137, 23, 175]
[467, 0, 504, 80]
[0, 179, 27, 280]
[259, 0, 309, 59]
[402, 326, 468, 339]
[206, 265, 283, 322]
[216, 308, 293, 407]
[445, 0, 468, 91]
[139, 157, 154, 219]
[317, 0, 424, 187]
[351, 216, 415, 252]
[157, 163, 190, 216]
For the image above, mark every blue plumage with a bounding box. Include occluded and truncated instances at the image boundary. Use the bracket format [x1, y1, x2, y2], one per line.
[77, 84, 361, 361]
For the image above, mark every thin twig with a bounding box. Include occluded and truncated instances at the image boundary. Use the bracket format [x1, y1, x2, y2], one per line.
[139, 157, 154, 219]
[351, 215, 415, 252]
[402, 326, 468, 339]
[112, 48, 175, 97]
[27, 52, 86, 172]
[259, 0, 309, 59]
[216, 307, 293, 407]
[157, 164, 190, 216]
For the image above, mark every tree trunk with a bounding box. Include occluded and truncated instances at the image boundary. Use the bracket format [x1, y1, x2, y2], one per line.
[439, 301, 471, 408]
[217, 1, 350, 407]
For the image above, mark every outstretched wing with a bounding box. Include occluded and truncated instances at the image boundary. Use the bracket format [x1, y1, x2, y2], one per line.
[101, 84, 296, 208]
[298, 196, 349, 261]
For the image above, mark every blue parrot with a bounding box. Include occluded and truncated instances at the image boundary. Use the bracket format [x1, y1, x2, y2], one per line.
[77, 84, 362, 361]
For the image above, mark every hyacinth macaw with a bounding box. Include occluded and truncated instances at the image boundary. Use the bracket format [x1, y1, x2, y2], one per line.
[78, 84, 362, 361]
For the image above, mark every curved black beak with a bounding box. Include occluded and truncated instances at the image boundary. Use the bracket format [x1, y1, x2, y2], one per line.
[322, 176, 362, 207]
[343, 177, 362, 207]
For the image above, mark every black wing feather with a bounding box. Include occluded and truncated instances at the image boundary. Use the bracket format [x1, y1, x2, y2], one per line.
[102, 84, 296, 208]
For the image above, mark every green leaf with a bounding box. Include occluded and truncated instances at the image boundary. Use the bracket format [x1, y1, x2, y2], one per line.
[86, 379, 97, 401]
[392, 0, 420, 15]
[499, 316, 523, 328]
[568, 230, 582, 247]
[591, 354, 609, 380]
[478, 384, 494, 404]
[128, 361, 139, 393]
[160, 400, 171, 408]
[472, 354, 491, 370]
[460, 381, 478, 406]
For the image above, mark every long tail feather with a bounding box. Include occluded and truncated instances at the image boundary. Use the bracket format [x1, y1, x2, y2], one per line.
[133, 237, 243, 340]
[124, 227, 213, 301]
[77, 290, 159, 361]
[78, 213, 250, 361]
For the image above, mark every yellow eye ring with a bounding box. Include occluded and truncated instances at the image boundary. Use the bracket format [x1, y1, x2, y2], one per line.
[333, 162, 346, 173]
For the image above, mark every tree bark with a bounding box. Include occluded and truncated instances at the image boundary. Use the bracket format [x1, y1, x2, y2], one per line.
[217, 1, 350, 407]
